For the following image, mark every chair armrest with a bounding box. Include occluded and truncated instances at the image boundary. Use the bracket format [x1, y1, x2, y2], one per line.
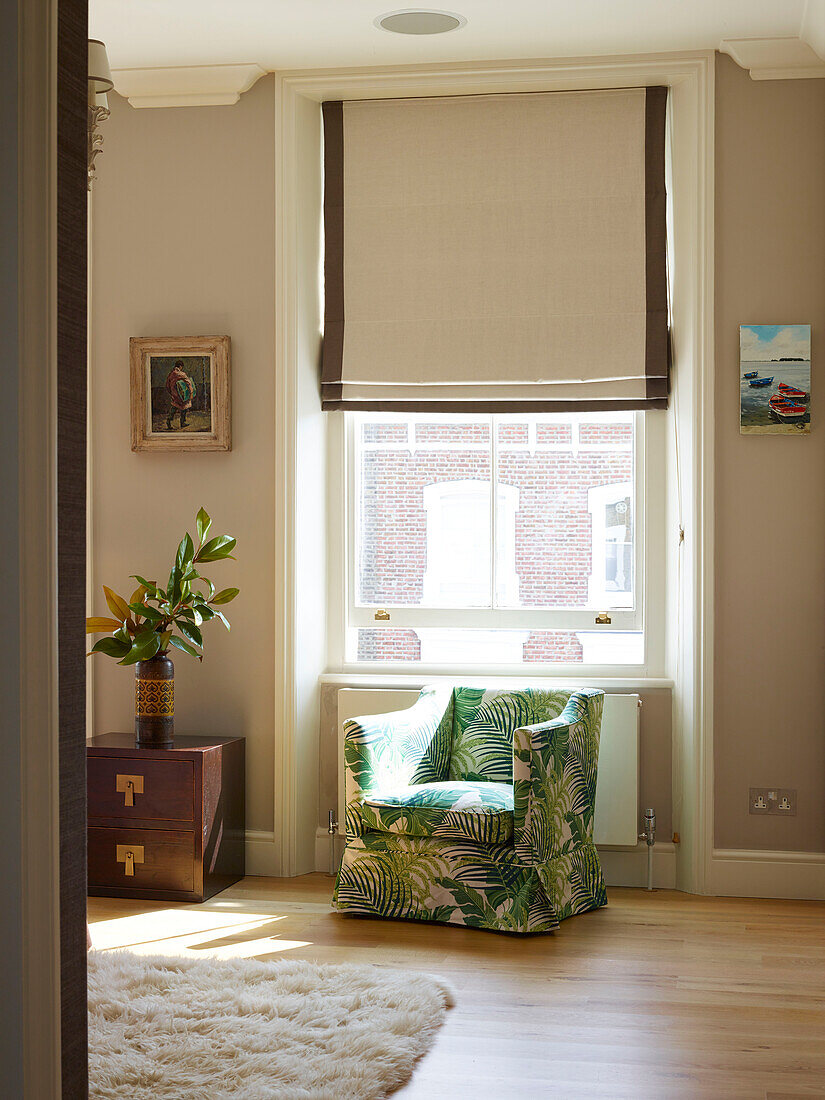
[343, 686, 453, 836]
[512, 690, 604, 865]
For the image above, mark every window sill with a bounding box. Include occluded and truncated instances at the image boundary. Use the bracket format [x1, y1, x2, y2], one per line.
[319, 670, 675, 690]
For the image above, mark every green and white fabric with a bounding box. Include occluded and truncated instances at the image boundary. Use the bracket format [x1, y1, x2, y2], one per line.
[335, 686, 607, 935]
[362, 781, 514, 844]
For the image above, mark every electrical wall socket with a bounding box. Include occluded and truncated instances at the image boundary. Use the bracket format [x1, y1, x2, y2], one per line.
[749, 787, 797, 816]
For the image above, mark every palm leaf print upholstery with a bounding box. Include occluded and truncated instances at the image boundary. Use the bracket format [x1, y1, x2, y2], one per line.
[336, 686, 607, 934]
[362, 781, 514, 844]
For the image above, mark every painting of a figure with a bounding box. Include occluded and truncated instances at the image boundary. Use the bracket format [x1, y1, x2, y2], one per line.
[740, 324, 811, 435]
[149, 355, 212, 434]
[130, 335, 231, 453]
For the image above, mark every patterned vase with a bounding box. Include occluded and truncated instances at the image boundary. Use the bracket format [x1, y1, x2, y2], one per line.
[135, 653, 174, 747]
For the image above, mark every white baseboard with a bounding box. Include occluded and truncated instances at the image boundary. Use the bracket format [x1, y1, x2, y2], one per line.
[253, 834, 825, 903]
[245, 831, 281, 877]
[315, 830, 346, 876]
[311, 830, 676, 890]
[709, 848, 825, 901]
[599, 841, 676, 889]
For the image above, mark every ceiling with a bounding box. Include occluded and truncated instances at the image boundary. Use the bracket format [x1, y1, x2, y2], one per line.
[90, 0, 814, 73]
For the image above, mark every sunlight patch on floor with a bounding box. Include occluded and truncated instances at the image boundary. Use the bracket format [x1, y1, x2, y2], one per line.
[88, 907, 311, 958]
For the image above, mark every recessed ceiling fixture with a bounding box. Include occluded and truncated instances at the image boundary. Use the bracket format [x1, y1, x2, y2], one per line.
[375, 9, 467, 35]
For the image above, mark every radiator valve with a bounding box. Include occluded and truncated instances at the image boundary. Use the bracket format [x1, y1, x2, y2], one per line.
[639, 807, 656, 846]
[639, 807, 656, 892]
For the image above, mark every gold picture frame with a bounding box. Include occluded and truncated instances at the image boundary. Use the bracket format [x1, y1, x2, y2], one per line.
[130, 335, 231, 452]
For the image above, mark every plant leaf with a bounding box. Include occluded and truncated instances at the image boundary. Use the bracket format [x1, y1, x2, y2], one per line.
[158, 629, 172, 652]
[195, 535, 236, 563]
[197, 605, 215, 622]
[177, 620, 203, 648]
[86, 616, 122, 634]
[168, 635, 203, 661]
[167, 564, 181, 608]
[176, 532, 195, 575]
[114, 623, 132, 645]
[195, 577, 216, 599]
[130, 584, 147, 606]
[196, 507, 212, 545]
[214, 610, 231, 632]
[118, 629, 162, 666]
[211, 587, 239, 605]
[103, 585, 131, 622]
[129, 602, 163, 622]
[90, 636, 131, 659]
[130, 575, 157, 595]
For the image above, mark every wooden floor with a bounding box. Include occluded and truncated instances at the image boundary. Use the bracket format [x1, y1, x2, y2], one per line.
[88, 876, 825, 1099]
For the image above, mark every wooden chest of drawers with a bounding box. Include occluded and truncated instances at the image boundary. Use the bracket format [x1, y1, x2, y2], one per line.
[87, 734, 245, 903]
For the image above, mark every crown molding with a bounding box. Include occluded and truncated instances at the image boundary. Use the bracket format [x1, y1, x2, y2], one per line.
[720, 36, 825, 80]
[112, 63, 266, 108]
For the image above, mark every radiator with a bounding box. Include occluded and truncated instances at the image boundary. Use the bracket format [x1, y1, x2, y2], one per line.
[337, 688, 640, 847]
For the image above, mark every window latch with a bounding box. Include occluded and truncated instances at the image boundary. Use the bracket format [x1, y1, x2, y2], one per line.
[595, 612, 612, 625]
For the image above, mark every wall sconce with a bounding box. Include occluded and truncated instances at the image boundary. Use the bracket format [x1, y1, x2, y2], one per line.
[88, 39, 113, 188]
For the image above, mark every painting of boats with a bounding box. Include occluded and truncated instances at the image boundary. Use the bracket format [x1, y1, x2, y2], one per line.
[740, 324, 811, 435]
[769, 394, 809, 425]
[776, 382, 809, 402]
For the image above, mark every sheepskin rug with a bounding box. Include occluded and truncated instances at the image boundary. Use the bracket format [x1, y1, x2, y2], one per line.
[88, 950, 454, 1100]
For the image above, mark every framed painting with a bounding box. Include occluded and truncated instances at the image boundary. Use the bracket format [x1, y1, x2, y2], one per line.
[130, 335, 231, 452]
[740, 324, 810, 435]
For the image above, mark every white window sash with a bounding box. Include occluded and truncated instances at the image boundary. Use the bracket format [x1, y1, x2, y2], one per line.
[346, 411, 646, 639]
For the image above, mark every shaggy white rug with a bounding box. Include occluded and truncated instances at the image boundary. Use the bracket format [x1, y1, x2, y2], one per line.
[88, 950, 454, 1100]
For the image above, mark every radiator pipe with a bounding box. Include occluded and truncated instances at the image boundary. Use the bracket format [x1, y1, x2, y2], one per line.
[328, 808, 339, 877]
[639, 807, 656, 891]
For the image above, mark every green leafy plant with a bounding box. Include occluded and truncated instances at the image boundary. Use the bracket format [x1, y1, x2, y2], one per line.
[86, 507, 238, 665]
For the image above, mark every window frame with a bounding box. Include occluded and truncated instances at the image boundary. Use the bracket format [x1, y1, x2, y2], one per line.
[337, 409, 664, 672]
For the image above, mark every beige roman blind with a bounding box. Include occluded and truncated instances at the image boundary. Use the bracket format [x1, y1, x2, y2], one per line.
[322, 87, 669, 412]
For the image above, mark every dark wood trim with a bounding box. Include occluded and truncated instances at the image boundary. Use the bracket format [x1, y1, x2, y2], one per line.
[57, 0, 88, 1094]
[644, 85, 669, 402]
[321, 100, 344, 393]
[321, 398, 670, 412]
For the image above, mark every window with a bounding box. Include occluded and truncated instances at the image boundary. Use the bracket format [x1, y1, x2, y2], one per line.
[345, 411, 657, 668]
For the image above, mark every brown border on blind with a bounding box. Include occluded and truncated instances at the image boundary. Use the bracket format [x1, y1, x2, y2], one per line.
[57, 0, 89, 1093]
[322, 398, 669, 412]
[645, 85, 669, 402]
[321, 101, 344, 403]
[322, 87, 671, 414]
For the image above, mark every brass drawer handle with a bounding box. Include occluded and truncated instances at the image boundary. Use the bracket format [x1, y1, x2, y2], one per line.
[116, 844, 144, 877]
[116, 773, 144, 807]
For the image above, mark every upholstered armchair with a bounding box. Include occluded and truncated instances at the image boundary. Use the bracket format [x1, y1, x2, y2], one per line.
[333, 686, 607, 934]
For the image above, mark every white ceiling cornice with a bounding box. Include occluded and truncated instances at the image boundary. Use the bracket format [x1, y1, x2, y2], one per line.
[720, 35, 825, 80]
[112, 63, 266, 108]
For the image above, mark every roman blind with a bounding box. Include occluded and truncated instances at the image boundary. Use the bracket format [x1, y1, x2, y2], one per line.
[322, 86, 668, 412]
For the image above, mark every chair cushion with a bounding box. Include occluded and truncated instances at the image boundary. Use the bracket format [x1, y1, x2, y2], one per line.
[361, 781, 513, 844]
[449, 686, 575, 783]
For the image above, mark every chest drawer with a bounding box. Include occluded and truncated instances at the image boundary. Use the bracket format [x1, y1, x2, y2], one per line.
[87, 756, 194, 823]
[88, 827, 194, 893]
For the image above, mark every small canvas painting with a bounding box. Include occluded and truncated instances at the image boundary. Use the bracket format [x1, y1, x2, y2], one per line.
[740, 324, 811, 435]
[130, 335, 231, 453]
[148, 355, 212, 435]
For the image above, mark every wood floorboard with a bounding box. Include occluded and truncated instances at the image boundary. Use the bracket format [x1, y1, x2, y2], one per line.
[88, 876, 825, 1099]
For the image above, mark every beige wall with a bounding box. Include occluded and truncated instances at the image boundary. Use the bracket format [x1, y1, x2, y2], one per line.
[714, 54, 825, 851]
[90, 78, 278, 835]
[90, 55, 825, 868]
